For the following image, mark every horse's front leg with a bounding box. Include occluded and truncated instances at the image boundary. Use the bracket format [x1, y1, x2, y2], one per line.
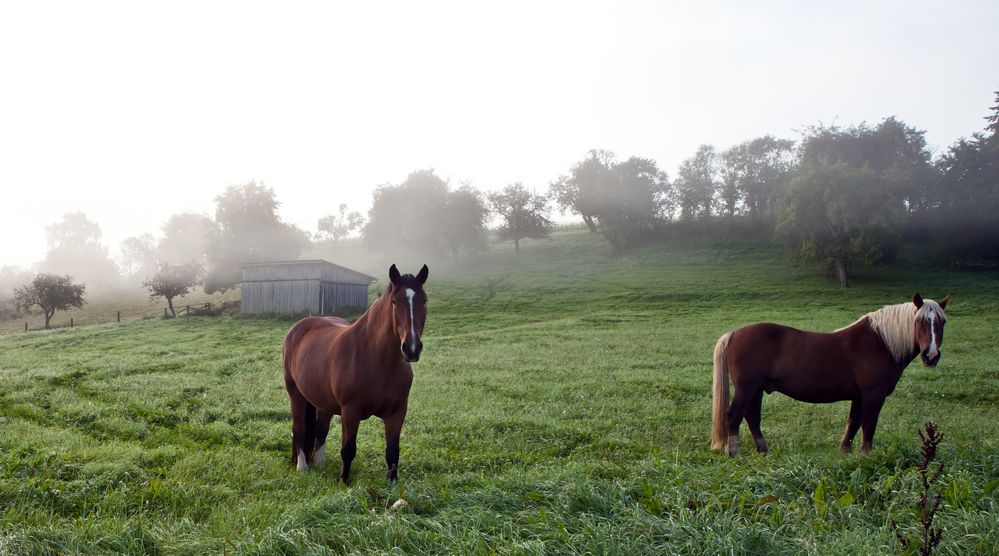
[339, 408, 361, 484]
[382, 411, 406, 483]
[859, 393, 887, 454]
[840, 399, 862, 453]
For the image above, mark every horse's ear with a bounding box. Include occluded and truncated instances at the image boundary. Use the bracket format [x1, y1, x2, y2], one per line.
[913, 292, 924, 308]
[938, 294, 950, 309]
[389, 264, 401, 287]
[416, 264, 429, 285]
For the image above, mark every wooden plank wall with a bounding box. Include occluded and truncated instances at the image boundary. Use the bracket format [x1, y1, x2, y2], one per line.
[242, 280, 369, 315]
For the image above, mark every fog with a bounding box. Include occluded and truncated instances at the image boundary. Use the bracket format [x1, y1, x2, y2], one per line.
[1, 1, 997, 296]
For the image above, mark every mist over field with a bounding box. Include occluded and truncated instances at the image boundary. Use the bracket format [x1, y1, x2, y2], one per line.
[1, 2, 999, 554]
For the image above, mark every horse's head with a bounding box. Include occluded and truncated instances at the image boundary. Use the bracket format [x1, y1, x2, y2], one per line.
[912, 293, 950, 368]
[388, 263, 429, 363]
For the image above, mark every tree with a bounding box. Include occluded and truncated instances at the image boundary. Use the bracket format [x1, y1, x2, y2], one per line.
[489, 183, 553, 254]
[363, 170, 450, 254]
[797, 118, 933, 213]
[316, 204, 365, 247]
[675, 145, 719, 219]
[205, 182, 310, 293]
[778, 163, 904, 287]
[14, 273, 86, 329]
[142, 262, 203, 317]
[596, 157, 672, 248]
[549, 149, 615, 232]
[119, 234, 158, 280]
[39, 213, 120, 292]
[157, 213, 216, 265]
[0, 266, 32, 321]
[441, 185, 489, 260]
[923, 92, 999, 262]
[720, 136, 795, 219]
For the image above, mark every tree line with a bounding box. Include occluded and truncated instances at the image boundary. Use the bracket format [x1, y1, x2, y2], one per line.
[2, 89, 997, 324]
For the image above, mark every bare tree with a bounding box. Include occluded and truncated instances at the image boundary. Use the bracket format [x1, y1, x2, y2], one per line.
[143, 262, 203, 317]
[316, 204, 365, 247]
[14, 274, 86, 329]
[489, 183, 553, 254]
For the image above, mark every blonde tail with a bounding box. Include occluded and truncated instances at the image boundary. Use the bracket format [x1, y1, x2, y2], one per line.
[711, 332, 732, 451]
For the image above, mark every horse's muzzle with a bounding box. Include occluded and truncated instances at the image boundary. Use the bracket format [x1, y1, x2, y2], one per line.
[402, 339, 423, 363]
[921, 350, 940, 367]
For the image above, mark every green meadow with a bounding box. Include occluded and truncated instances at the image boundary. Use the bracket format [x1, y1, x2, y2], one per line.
[1, 228, 997, 555]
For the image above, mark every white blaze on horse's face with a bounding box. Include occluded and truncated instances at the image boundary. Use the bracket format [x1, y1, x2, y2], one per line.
[914, 296, 948, 368]
[926, 313, 938, 361]
[406, 288, 417, 353]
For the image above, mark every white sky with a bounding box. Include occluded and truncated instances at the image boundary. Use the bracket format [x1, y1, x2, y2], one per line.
[1, 1, 997, 268]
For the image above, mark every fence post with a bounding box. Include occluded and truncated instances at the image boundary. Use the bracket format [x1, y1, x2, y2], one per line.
[70, 318, 74, 328]
[24, 322, 28, 332]
[117, 311, 121, 323]
[164, 308, 168, 318]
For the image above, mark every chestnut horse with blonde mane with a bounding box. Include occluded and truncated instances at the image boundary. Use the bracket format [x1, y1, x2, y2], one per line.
[283, 264, 428, 483]
[712, 293, 950, 456]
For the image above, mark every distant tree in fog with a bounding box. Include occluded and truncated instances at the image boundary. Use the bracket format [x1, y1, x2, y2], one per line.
[720, 136, 795, 219]
[549, 149, 615, 232]
[921, 91, 999, 262]
[797, 118, 934, 213]
[597, 157, 673, 249]
[551, 150, 673, 248]
[39, 213, 120, 292]
[157, 213, 216, 265]
[119, 234, 158, 280]
[363, 170, 450, 254]
[778, 163, 903, 288]
[489, 183, 552, 254]
[441, 185, 489, 260]
[205, 182, 310, 293]
[675, 145, 719, 219]
[143, 261, 203, 317]
[0, 266, 32, 320]
[14, 273, 86, 329]
[316, 204, 365, 247]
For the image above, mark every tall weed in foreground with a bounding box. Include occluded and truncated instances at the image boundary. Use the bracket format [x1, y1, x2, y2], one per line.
[893, 422, 945, 556]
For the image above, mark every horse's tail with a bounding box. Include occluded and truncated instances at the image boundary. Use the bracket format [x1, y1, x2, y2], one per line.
[711, 331, 733, 451]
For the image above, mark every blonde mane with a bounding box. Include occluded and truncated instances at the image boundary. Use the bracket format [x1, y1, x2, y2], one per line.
[838, 300, 947, 363]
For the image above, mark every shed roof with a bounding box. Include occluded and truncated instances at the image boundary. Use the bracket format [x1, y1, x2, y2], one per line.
[239, 259, 376, 284]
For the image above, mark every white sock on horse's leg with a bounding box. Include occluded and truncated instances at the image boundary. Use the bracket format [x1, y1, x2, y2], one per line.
[315, 443, 326, 466]
[297, 449, 308, 472]
[727, 435, 740, 457]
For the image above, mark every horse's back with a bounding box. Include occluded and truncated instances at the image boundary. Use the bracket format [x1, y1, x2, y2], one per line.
[727, 322, 859, 401]
[283, 317, 349, 366]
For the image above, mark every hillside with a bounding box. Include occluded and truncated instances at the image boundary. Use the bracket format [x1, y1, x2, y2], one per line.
[1, 229, 997, 554]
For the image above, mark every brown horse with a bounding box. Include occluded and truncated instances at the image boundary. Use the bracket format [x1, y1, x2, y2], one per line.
[283, 264, 428, 483]
[711, 293, 950, 456]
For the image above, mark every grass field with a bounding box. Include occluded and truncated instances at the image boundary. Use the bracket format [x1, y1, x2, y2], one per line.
[1, 229, 997, 554]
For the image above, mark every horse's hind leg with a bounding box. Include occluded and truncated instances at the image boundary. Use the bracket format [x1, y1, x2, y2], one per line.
[726, 382, 758, 456]
[314, 411, 334, 467]
[285, 377, 315, 472]
[744, 387, 768, 454]
[840, 399, 862, 453]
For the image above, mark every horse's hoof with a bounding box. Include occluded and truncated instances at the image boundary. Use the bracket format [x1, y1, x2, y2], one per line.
[755, 439, 769, 454]
[296, 449, 308, 472]
[727, 436, 740, 457]
[839, 442, 853, 453]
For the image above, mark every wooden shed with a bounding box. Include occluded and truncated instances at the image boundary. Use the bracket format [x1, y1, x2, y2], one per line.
[239, 260, 376, 315]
